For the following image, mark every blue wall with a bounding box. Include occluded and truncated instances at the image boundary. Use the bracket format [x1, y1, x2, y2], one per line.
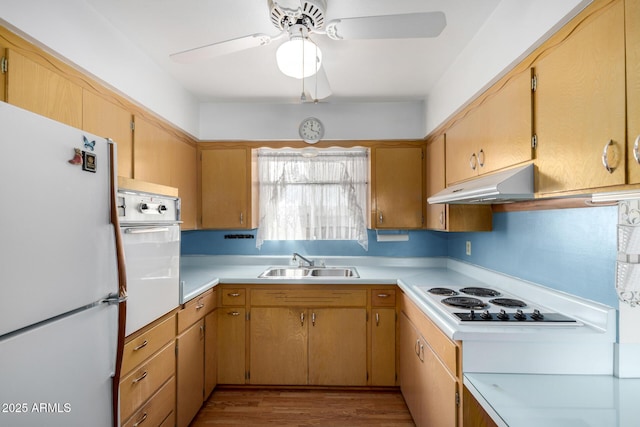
[447, 206, 618, 307]
[182, 206, 618, 307]
[182, 228, 448, 257]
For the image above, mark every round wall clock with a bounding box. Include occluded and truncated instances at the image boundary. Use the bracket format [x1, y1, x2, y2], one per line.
[299, 117, 324, 144]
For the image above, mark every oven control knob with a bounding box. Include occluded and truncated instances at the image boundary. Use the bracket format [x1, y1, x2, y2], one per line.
[514, 309, 526, 321]
[531, 309, 544, 321]
[469, 310, 476, 320]
[480, 310, 492, 320]
[140, 203, 149, 211]
[497, 309, 509, 321]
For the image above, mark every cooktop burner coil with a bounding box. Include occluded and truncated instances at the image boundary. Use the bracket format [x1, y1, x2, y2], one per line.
[427, 287, 459, 296]
[489, 298, 527, 308]
[459, 287, 501, 297]
[441, 296, 488, 310]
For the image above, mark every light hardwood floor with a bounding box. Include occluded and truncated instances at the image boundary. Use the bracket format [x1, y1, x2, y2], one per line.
[190, 388, 416, 426]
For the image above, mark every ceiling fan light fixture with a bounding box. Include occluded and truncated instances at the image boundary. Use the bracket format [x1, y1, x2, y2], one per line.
[276, 37, 322, 79]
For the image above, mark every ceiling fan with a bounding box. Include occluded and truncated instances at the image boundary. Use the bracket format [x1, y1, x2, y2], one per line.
[170, 0, 446, 101]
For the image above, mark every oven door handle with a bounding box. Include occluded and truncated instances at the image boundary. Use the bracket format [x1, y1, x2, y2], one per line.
[123, 226, 171, 234]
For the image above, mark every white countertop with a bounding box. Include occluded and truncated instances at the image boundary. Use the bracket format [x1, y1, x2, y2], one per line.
[465, 372, 640, 427]
[179, 255, 623, 426]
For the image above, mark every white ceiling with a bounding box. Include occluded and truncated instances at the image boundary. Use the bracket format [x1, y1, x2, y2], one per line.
[85, 0, 502, 104]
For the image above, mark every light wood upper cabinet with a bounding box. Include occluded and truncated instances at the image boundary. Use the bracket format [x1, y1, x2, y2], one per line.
[6, 48, 82, 128]
[172, 140, 197, 229]
[133, 115, 173, 186]
[426, 135, 492, 232]
[627, 0, 640, 184]
[446, 68, 532, 186]
[82, 90, 133, 179]
[201, 148, 257, 229]
[134, 115, 197, 229]
[372, 145, 424, 229]
[534, 0, 626, 194]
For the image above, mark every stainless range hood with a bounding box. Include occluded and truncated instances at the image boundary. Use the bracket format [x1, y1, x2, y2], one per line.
[428, 163, 534, 204]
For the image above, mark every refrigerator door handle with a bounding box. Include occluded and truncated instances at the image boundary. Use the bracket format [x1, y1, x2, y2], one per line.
[102, 292, 128, 306]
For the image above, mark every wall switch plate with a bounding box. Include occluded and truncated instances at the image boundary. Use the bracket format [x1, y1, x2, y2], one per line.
[466, 241, 471, 256]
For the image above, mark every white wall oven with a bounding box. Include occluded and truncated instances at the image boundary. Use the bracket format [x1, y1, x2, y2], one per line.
[117, 190, 181, 336]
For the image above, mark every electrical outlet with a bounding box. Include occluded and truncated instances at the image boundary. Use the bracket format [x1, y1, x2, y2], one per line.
[465, 241, 471, 256]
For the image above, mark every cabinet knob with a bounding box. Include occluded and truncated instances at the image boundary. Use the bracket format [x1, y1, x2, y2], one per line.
[439, 211, 445, 226]
[300, 312, 305, 326]
[240, 212, 244, 225]
[228, 311, 240, 316]
[132, 370, 148, 384]
[634, 135, 640, 165]
[377, 293, 390, 298]
[469, 153, 477, 170]
[132, 413, 148, 427]
[228, 292, 241, 297]
[478, 149, 485, 168]
[378, 211, 383, 224]
[375, 312, 380, 326]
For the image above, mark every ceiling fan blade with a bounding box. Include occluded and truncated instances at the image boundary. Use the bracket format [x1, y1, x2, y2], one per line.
[325, 11, 446, 41]
[303, 65, 331, 101]
[170, 32, 284, 63]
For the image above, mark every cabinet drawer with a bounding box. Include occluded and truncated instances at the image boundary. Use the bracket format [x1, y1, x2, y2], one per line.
[371, 288, 396, 307]
[120, 342, 175, 421]
[122, 376, 176, 427]
[251, 289, 367, 307]
[221, 287, 246, 306]
[122, 314, 176, 376]
[178, 288, 216, 332]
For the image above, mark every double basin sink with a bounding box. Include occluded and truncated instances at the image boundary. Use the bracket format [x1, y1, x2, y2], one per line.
[259, 266, 360, 279]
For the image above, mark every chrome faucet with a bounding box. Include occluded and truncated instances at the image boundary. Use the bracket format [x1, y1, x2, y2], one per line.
[292, 252, 315, 267]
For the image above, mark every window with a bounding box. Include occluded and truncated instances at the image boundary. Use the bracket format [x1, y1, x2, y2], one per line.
[256, 147, 369, 250]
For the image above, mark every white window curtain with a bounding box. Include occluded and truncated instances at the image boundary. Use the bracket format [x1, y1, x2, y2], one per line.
[256, 147, 369, 250]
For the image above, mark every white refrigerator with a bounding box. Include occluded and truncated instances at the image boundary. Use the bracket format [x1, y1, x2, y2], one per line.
[0, 102, 125, 426]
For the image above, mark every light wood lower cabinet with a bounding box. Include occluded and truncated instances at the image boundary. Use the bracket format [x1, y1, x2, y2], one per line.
[176, 289, 216, 427]
[462, 386, 499, 427]
[308, 307, 367, 386]
[119, 313, 176, 427]
[217, 306, 247, 384]
[400, 292, 461, 427]
[249, 307, 367, 386]
[250, 307, 308, 385]
[370, 288, 397, 386]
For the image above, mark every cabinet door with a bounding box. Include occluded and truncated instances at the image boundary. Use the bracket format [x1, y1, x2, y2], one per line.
[308, 308, 367, 386]
[371, 307, 396, 386]
[201, 148, 250, 229]
[176, 320, 204, 427]
[478, 68, 532, 176]
[534, 0, 626, 194]
[426, 135, 447, 230]
[250, 307, 308, 385]
[373, 146, 424, 229]
[627, 0, 640, 184]
[204, 309, 217, 399]
[446, 69, 532, 186]
[217, 307, 246, 384]
[172, 140, 197, 229]
[82, 90, 133, 179]
[421, 338, 458, 427]
[6, 48, 82, 128]
[133, 115, 173, 186]
[399, 312, 422, 425]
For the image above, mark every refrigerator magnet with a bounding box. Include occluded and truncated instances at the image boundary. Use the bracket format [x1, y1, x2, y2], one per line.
[82, 151, 96, 173]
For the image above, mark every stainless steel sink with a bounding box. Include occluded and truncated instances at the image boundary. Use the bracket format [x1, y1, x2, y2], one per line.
[259, 267, 310, 278]
[258, 266, 359, 279]
[309, 267, 359, 277]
